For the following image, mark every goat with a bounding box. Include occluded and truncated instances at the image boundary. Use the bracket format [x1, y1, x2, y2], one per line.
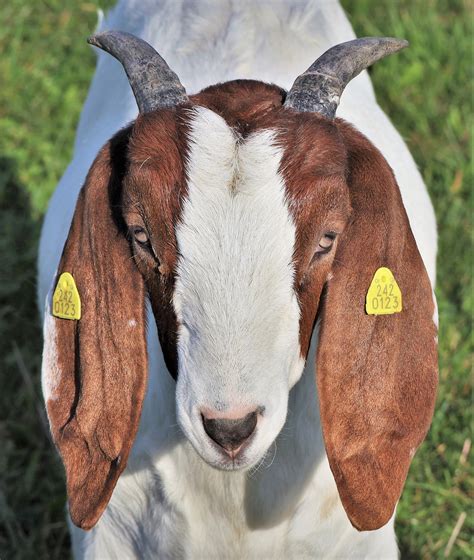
[38, 1, 438, 558]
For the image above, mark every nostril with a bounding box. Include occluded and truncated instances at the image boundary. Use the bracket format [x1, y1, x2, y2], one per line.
[202, 410, 259, 452]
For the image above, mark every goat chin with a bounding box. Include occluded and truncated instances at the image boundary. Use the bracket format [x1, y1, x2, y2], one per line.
[39, 1, 437, 558]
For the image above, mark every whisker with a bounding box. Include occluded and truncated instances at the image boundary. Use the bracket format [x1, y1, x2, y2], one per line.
[264, 441, 278, 470]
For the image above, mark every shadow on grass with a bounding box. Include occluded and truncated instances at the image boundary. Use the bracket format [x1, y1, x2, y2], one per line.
[0, 156, 71, 559]
[399, 539, 423, 559]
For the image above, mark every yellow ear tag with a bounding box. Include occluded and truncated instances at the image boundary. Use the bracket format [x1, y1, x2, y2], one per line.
[365, 267, 402, 315]
[52, 272, 81, 320]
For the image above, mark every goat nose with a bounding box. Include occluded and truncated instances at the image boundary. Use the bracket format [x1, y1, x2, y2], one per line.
[201, 410, 258, 454]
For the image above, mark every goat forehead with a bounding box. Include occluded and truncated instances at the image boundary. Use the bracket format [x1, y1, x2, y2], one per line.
[174, 107, 297, 331]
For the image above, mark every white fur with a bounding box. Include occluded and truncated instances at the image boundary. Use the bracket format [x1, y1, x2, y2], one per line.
[174, 108, 304, 470]
[69, 324, 399, 559]
[37, 0, 437, 298]
[38, 0, 438, 557]
[41, 288, 60, 402]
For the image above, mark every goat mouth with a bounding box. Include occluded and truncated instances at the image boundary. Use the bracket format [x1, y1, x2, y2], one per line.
[203, 437, 258, 471]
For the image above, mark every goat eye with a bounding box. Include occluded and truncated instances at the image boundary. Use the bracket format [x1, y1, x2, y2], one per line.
[314, 232, 336, 256]
[131, 226, 149, 245]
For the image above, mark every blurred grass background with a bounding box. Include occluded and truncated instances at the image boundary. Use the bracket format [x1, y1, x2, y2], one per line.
[0, 0, 471, 558]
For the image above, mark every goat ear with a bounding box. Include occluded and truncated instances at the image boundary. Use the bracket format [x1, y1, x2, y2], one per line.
[41, 131, 148, 530]
[316, 122, 438, 531]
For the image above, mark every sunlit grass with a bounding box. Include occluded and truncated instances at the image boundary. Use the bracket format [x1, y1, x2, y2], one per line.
[0, 1, 471, 558]
[343, 2, 472, 557]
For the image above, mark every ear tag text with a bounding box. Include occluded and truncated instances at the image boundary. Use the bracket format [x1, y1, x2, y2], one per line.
[52, 272, 81, 320]
[366, 267, 402, 315]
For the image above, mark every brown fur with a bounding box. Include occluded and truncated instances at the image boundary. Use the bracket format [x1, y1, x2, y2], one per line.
[315, 120, 438, 529]
[124, 109, 191, 377]
[45, 80, 437, 531]
[191, 79, 285, 133]
[47, 129, 149, 530]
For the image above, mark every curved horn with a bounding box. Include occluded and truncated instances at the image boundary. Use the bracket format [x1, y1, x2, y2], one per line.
[88, 30, 188, 113]
[284, 37, 408, 118]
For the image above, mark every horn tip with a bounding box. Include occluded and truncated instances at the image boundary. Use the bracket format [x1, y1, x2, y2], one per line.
[87, 34, 99, 47]
[390, 37, 409, 50]
[377, 36, 409, 52]
[87, 33, 109, 48]
[87, 30, 125, 48]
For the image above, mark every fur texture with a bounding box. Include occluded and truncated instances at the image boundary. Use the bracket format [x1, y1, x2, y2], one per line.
[174, 107, 304, 471]
[38, 1, 438, 558]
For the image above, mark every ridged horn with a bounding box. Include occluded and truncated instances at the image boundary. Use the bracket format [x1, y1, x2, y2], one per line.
[88, 30, 188, 113]
[284, 37, 408, 118]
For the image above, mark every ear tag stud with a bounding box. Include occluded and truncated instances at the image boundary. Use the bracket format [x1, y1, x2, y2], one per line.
[366, 267, 402, 315]
[52, 272, 81, 320]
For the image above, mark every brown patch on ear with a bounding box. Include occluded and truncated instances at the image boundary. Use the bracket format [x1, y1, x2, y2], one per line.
[316, 121, 438, 530]
[44, 129, 148, 530]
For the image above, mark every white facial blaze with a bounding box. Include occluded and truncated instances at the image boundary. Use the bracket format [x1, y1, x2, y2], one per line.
[174, 107, 303, 443]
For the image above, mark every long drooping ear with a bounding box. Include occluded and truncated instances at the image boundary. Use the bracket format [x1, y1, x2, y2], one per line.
[316, 121, 438, 531]
[41, 130, 148, 530]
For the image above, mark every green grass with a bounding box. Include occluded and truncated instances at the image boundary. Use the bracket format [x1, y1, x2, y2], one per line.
[0, 0, 471, 558]
[343, 2, 473, 557]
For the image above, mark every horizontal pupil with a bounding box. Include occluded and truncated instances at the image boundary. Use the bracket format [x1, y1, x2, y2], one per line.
[319, 236, 334, 249]
[311, 233, 337, 261]
[130, 226, 149, 245]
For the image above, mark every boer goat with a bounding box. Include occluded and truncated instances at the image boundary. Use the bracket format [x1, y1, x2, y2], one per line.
[38, 1, 438, 558]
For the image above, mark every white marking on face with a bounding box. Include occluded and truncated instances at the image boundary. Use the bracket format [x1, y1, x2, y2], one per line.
[128, 319, 137, 328]
[41, 288, 61, 403]
[173, 107, 304, 469]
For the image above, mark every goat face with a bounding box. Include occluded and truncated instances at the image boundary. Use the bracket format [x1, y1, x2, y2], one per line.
[42, 33, 438, 533]
[123, 96, 351, 472]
